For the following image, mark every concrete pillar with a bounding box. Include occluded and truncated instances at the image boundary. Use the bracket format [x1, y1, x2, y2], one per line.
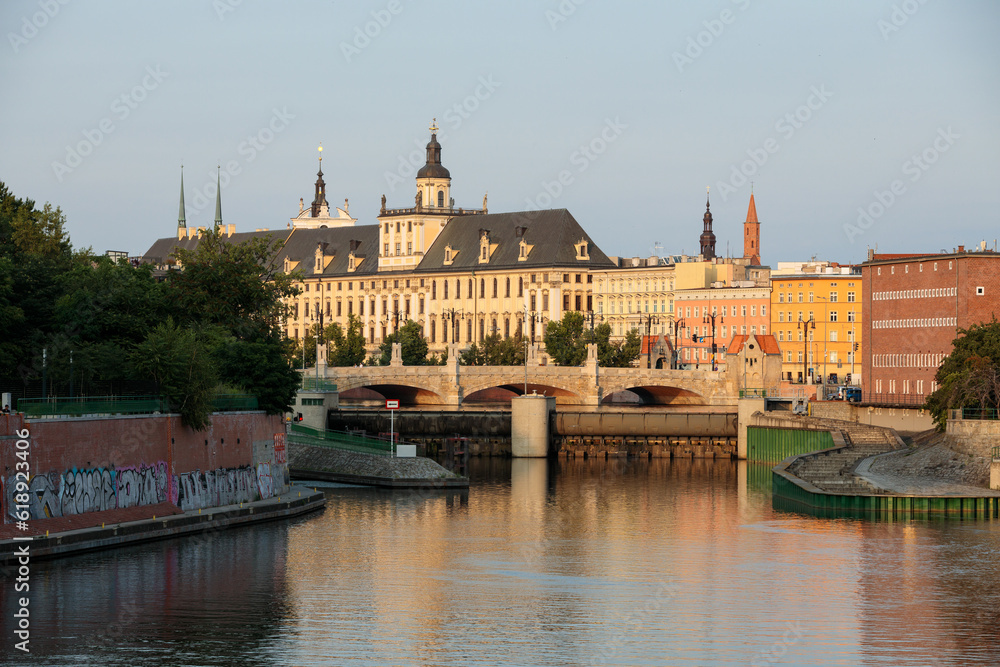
[991, 460, 1000, 491]
[736, 397, 766, 460]
[512, 393, 555, 457]
[390, 342, 403, 367]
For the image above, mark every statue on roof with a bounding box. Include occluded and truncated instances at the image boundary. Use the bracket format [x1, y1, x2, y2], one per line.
[380, 194, 386, 214]
[483, 192, 488, 213]
[415, 190, 422, 209]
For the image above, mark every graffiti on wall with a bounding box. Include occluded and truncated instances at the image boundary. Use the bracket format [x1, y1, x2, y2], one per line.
[6, 458, 285, 522]
[5, 462, 170, 522]
[176, 464, 275, 511]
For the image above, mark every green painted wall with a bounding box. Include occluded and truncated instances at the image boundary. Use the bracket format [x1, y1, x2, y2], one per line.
[747, 427, 834, 463]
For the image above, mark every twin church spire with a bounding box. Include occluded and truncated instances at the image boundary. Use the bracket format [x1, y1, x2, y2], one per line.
[177, 165, 223, 230]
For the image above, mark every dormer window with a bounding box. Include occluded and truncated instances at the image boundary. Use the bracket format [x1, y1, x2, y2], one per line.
[518, 238, 534, 262]
[478, 229, 494, 265]
[575, 239, 590, 261]
[444, 244, 456, 266]
[283, 256, 291, 273]
[348, 253, 357, 272]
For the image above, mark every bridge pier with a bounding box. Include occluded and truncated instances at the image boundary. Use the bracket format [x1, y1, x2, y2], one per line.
[511, 394, 555, 457]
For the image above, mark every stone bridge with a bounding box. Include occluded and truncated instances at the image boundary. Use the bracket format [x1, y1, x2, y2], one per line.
[322, 344, 737, 407]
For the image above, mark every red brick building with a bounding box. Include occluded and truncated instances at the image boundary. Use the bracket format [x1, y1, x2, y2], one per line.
[860, 249, 1000, 405]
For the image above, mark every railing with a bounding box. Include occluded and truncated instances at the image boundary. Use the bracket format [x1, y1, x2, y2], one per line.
[17, 394, 258, 418]
[300, 378, 338, 392]
[860, 393, 929, 408]
[739, 388, 768, 398]
[961, 408, 1000, 421]
[992, 446, 1000, 461]
[288, 423, 395, 456]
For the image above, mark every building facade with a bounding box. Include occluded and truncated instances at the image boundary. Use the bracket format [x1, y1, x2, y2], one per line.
[770, 263, 862, 387]
[860, 248, 1000, 405]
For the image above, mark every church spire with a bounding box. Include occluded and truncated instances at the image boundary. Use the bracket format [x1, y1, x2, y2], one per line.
[214, 165, 222, 228]
[311, 143, 328, 217]
[178, 165, 186, 228]
[743, 190, 761, 265]
[699, 186, 716, 260]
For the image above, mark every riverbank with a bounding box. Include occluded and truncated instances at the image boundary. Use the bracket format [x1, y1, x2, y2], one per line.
[858, 430, 998, 496]
[288, 443, 469, 488]
[0, 485, 325, 564]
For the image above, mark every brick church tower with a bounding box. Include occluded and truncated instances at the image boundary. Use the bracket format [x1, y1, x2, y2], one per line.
[743, 191, 761, 265]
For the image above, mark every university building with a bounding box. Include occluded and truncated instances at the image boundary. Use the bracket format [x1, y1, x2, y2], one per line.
[143, 124, 769, 366]
[860, 247, 1000, 405]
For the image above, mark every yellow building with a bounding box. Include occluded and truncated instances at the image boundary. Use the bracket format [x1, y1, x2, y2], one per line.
[769, 262, 862, 388]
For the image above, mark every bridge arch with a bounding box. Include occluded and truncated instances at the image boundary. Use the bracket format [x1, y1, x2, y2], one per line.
[601, 384, 707, 406]
[338, 383, 444, 406]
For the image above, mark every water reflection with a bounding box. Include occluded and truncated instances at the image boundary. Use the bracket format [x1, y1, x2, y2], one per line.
[3, 458, 1000, 666]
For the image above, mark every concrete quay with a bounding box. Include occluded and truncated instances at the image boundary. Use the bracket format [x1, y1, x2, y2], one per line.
[0, 485, 325, 565]
[288, 442, 469, 488]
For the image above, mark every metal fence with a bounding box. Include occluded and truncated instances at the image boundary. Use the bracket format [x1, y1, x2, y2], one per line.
[287, 423, 394, 456]
[16, 394, 258, 418]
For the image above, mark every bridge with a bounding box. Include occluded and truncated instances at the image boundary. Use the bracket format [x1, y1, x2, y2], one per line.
[321, 344, 738, 407]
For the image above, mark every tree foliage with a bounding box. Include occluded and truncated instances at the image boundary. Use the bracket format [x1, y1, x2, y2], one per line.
[543, 313, 640, 367]
[925, 320, 1000, 429]
[327, 314, 367, 367]
[461, 332, 526, 366]
[377, 320, 430, 366]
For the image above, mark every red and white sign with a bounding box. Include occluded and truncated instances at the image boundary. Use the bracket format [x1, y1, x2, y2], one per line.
[385, 400, 400, 410]
[274, 432, 287, 465]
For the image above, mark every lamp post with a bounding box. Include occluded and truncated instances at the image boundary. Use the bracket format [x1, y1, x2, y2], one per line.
[815, 295, 829, 386]
[643, 314, 660, 368]
[442, 308, 463, 344]
[702, 309, 724, 371]
[672, 318, 685, 369]
[798, 314, 815, 385]
[312, 303, 325, 386]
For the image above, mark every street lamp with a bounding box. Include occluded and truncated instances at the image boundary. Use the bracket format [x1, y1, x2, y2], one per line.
[815, 295, 829, 386]
[643, 313, 660, 369]
[442, 308, 463, 343]
[702, 309, 724, 371]
[797, 314, 815, 385]
[672, 318, 686, 369]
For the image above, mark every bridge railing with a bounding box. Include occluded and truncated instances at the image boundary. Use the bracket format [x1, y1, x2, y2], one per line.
[288, 423, 397, 456]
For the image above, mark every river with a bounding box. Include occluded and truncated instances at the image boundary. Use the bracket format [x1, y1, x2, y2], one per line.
[3, 457, 999, 666]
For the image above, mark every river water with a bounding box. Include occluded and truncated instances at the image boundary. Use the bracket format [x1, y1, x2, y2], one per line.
[3, 457, 999, 666]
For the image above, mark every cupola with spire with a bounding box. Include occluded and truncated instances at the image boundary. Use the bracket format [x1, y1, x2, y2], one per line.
[699, 187, 717, 260]
[311, 143, 329, 217]
[415, 119, 451, 209]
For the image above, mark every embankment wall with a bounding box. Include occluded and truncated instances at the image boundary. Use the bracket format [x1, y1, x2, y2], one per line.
[0, 412, 288, 522]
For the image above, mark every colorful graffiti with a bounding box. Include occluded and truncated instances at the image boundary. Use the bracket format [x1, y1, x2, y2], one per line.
[6, 460, 284, 522]
[176, 465, 271, 511]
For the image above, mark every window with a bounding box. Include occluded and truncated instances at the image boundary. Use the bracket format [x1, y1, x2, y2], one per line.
[407, 242, 412, 255]
[847, 291, 855, 302]
[808, 292, 814, 302]
[518, 277, 523, 297]
[493, 278, 498, 298]
[438, 190, 444, 207]
[830, 311, 838, 322]
[830, 331, 838, 342]
[779, 293, 784, 303]
[394, 242, 400, 255]
[480, 278, 485, 299]
[829, 291, 838, 302]
[779, 312, 784, 322]
[419, 298, 424, 315]
[798, 293, 803, 303]
[430, 320, 436, 343]
[761, 305, 767, 317]
[432, 281, 437, 299]
[750, 305, 756, 317]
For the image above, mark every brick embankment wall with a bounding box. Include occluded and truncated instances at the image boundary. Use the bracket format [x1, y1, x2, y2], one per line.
[1, 412, 288, 523]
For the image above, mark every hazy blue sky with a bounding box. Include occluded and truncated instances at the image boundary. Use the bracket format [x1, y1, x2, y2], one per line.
[2, 0, 998, 266]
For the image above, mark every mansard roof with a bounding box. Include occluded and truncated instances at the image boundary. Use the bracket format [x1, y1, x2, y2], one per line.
[272, 224, 381, 276]
[413, 208, 615, 273]
[142, 229, 284, 267]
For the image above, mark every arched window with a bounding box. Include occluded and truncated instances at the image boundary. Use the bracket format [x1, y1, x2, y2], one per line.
[518, 277, 523, 297]
[430, 320, 436, 343]
[437, 190, 445, 207]
[505, 277, 510, 297]
[480, 279, 485, 299]
[493, 278, 498, 298]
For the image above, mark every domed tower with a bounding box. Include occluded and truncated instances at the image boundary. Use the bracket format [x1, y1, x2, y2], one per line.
[699, 188, 717, 260]
[416, 119, 451, 210]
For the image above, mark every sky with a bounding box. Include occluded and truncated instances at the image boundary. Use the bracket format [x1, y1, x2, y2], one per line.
[2, 0, 998, 267]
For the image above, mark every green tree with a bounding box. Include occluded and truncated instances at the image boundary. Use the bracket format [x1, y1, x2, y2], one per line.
[213, 332, 302, 416]
[132, 319, 217, 430]
[543, 312, 588, 366]
[601, 327, 641, 367]
[327, 314, 366, 366]
[925, 320, 1000, 429]
[377, 320, 429, 366]
[167, 228, 299, 339]
[461, 332, 525, 366]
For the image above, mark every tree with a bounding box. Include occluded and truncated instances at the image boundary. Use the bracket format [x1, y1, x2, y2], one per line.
[213, 332, 302, 416]
[543, 312, 588, 366]
[327, 314, 366, 367]
[377, 320, 429, 366]
[132, 319, 217, 430]
[925, 320, 1000, 429]
[167, 228, 298, 340]
[601, 327, 641, 368]
[461, 332, 525, 366]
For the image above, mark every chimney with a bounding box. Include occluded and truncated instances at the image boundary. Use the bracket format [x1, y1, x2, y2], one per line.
[349, 239, 359, 253]
[958, 245, 965, 253]
[515, 226, 525, 239]
[177, 227, 187, 240]
[227, 224, 235, 237]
